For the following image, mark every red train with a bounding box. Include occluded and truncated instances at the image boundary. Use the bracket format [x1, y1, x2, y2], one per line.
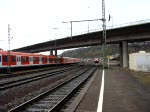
[0, 50, 80, 68]
[94, 58, 99, 63]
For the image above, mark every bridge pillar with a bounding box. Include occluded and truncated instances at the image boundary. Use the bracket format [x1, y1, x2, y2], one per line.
[119, 41, 128, 67]
[119, 43, 123, 67]
[122, 41, 128, 67]
[50, 50, 53, 55]
[55, 50, 57, 56]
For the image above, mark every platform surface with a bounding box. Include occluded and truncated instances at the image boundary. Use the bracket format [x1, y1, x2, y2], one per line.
[71, 67, 150, 112]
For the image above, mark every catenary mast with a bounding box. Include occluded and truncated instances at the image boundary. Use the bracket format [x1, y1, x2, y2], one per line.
[102, 0, 106, 69]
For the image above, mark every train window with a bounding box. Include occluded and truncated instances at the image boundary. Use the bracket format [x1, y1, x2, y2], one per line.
[12, 56, 16, 62]
[58, 58, 61, 63]
[26, 57, 29, 62]
[33, 57, 36, 62]
[54, 58, 58, 63]
[45, 58, 47, 62]
[33, 57, 39, 62]
[21, 57, 23, 62]
[21, 57, 26, 62]
[51, 58, 54, 62]
[49, 58, 51, 62]
[54, 58, 56, 62]
[3, 56, 8, 62]
[0, 56, 1, 62]
[42, 57, 44, 62]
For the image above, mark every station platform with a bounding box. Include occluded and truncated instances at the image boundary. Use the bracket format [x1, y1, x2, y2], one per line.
[65, 67, 150, 112]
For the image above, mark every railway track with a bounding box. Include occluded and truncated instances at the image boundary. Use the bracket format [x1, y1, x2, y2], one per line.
[0, 65, 84, 91]
[8, 66, 97, 112]
[0, 64, 77, 79]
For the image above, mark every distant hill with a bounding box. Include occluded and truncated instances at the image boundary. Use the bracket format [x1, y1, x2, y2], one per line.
[60, 42, 150, 59]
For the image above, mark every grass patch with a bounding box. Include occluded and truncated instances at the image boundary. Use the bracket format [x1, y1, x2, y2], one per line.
[124, 68, 150, 86]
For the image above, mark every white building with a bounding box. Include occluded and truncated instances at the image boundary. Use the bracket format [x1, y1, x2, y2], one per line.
[129, 51, 150, 71]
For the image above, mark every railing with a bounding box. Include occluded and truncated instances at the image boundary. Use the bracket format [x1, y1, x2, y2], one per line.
[73, 19, 150, 36]
[108, 19, 150, 29]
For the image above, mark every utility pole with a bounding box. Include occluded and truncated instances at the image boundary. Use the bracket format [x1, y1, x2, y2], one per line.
[7, 24, 11, 73]
[102, 0, 106, 69]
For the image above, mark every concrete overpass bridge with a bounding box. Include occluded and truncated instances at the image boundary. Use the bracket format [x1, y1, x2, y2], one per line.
[13, 20, 150, 67]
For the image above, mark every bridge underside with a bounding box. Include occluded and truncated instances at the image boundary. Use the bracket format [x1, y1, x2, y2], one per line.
[12, 23, 150, 67]
[13, 23, 150, 53]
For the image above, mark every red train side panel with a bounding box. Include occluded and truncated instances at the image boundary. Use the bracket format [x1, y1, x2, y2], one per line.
[2, 55, 17, 66]
[0, 50, 80, 68]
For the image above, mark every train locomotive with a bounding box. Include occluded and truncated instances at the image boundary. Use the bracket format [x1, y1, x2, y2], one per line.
[0, 50, 80, 68]
[94, 58, 99, 63]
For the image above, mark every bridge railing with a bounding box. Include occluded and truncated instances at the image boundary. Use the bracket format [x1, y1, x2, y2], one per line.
[74, 19, 150, 36]
[108, 19, 150, 29]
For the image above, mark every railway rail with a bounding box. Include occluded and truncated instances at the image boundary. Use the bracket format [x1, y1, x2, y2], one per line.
[0, 64, 77, 79]
[8, 66, 97, 112]
[0, 65, 84, 91]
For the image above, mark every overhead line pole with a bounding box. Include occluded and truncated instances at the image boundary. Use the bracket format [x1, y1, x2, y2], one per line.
[8, 24, 11, 73]
[63, 0, 106, 69]
[102, 0, 106, 69]
[62, 19, 102, 39]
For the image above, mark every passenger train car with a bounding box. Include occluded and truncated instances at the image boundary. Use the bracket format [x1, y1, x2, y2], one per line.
[0, 50, 80, 68]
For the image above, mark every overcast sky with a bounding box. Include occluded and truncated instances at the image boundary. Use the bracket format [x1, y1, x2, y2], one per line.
[0, 0, 150, 54]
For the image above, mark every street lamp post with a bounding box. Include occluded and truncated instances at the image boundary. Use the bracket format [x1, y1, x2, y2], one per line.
[53, 28, 58, 47]
[62, 19, 103, 39]
[53, 28, 58, 56]
[62, 21, 73, 38]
